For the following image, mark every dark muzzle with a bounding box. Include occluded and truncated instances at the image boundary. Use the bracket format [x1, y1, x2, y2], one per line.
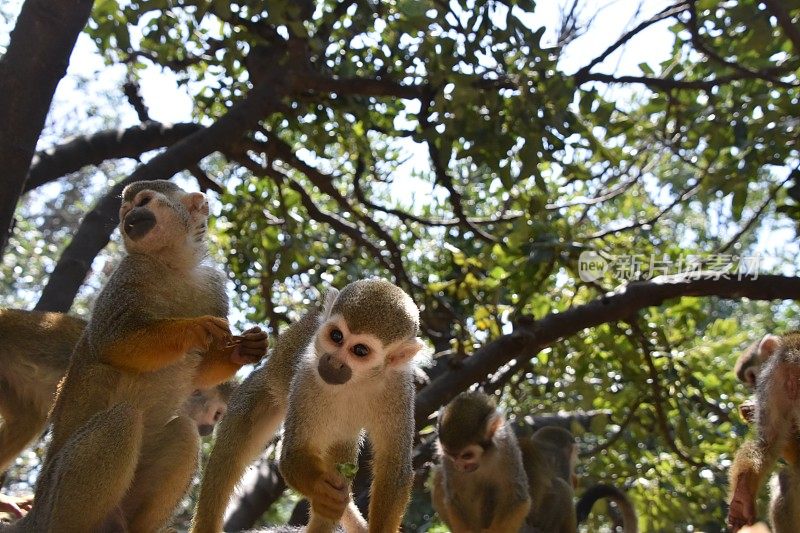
[318, 353, 352, 385]
[123, 207, 156, 240]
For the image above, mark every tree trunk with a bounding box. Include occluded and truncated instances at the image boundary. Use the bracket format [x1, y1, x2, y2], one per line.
[0, 0, 94, 254]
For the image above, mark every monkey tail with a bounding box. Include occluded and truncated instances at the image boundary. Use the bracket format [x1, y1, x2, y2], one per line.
[576, 483, 639, 533]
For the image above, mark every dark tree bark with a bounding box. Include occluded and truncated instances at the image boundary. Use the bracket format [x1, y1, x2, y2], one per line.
[0, 0, 94, 254]
[25, 122, 201, 192]
[414, 273, 800, 426]
[222, 459, 286, 532]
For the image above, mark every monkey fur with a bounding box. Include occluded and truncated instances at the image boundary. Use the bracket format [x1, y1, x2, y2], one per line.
[0, 308, 237, 478]
[727, 332, 800, 531]
[432, 392, 534, 532]
[192, 279, 423, 533]
[8, 180, 266, 532]
[729, 333, 800, 532]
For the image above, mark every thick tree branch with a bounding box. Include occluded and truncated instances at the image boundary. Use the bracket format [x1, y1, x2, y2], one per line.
[35, 81, 287, 312]
[25, 122, 201, 192]
[414, 273, 800, 426]
[0, 0, 94, 254]
[222, 459, 286, 532]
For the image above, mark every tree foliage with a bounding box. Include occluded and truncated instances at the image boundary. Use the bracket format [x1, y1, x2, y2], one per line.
[3, 0, 800, 530]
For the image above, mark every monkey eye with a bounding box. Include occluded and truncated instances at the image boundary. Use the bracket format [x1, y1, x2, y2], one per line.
[461, 451, 475, 461]
[330, 328, 344, 344]
[352, 344, 369, 357]
[136, 194, 152, 207]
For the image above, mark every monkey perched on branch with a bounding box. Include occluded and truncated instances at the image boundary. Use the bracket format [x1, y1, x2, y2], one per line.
[8, 180, 266, 532]
[0, 308, 237, 478]
[192, 279, 424, 533]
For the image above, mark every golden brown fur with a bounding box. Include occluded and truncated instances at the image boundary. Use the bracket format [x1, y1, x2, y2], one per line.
[193, 280, 423, 533]
[8, 180, 265, 532]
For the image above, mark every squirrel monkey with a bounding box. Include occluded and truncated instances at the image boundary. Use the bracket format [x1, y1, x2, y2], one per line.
[11, 180, 267, 532]
[0, 309, 238, 477]
[729, 334, 800, 532]
[431, 392, 534, 532]
[728, 333, 800, 531]
[432, 393, 638, 533]
[525, 426, 638, 532]
[192, 279, 424, 533]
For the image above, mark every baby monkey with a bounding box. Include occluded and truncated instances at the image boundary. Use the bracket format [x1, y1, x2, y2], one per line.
[193, 279, 423, 533]
[728, 332, 800, 531]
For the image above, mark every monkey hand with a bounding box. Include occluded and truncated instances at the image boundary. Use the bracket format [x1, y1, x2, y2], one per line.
[0, 493, 32, 519]
[727, 491, 757, 532]
[229, 326, 268, 366]
[309, 472, 350, 520]
[738, 400, 756, 424]
[191, 316, 231, 350]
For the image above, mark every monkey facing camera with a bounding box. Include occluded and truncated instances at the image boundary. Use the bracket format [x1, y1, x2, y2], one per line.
[192, 279, 424, 533]
[432, 392, 638, 533]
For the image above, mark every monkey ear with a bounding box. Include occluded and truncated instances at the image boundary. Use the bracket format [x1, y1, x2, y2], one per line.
[184, 192, 209, 215]
[758, 334, 782, 360]
[387, 337, 424, 367]
[322, 288, 340, 318]
[483, 411, 504, 440]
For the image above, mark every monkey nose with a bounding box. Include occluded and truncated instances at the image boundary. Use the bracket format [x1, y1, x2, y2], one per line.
[123, 207, 157, 240]
[318, 353, 353, 385]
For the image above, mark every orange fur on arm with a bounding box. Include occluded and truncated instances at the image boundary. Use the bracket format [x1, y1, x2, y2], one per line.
[193, 342, 241, 389]
[101, 318, 215, 373]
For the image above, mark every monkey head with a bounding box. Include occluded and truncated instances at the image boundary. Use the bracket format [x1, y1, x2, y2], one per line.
[437, 392, 504, 473]
[118, 180, 209, 261]
[734, 333, 800, 389]
[734, 340, 767, 389]
[181, 382, 236, 437]
[312, 278, 423, 386]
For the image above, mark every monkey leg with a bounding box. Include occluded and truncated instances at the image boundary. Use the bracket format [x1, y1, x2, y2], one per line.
[123, 415, 199, 532]
[769, 465, 800, 533]
[27, 403, 143, 533]
[191, 376, 286, 533]
[0, 387, 48, 474]
[365, 439, 413, 533]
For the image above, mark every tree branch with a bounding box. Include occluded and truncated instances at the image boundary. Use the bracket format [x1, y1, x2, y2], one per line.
[0, 0, 94, 253]
[415, 273, 800, 426]
[25, 122, 202, 192]
[35, 80, 288, 312]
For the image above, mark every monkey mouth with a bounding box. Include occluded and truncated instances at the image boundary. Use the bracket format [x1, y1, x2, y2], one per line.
[317, 353, 352, 385]
[460, 464, 479, 473]
[123, 207, 157, 240]
[198, 424, 213, 436]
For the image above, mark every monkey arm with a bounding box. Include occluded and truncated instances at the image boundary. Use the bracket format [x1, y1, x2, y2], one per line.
[430, 466, 473, 532]
[192, 365, 287, 533]
[100, 316, 230, 373]
[193, 327, 268, 389]
[728, 439, 777, 531]
[366, 397, 414, 533]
